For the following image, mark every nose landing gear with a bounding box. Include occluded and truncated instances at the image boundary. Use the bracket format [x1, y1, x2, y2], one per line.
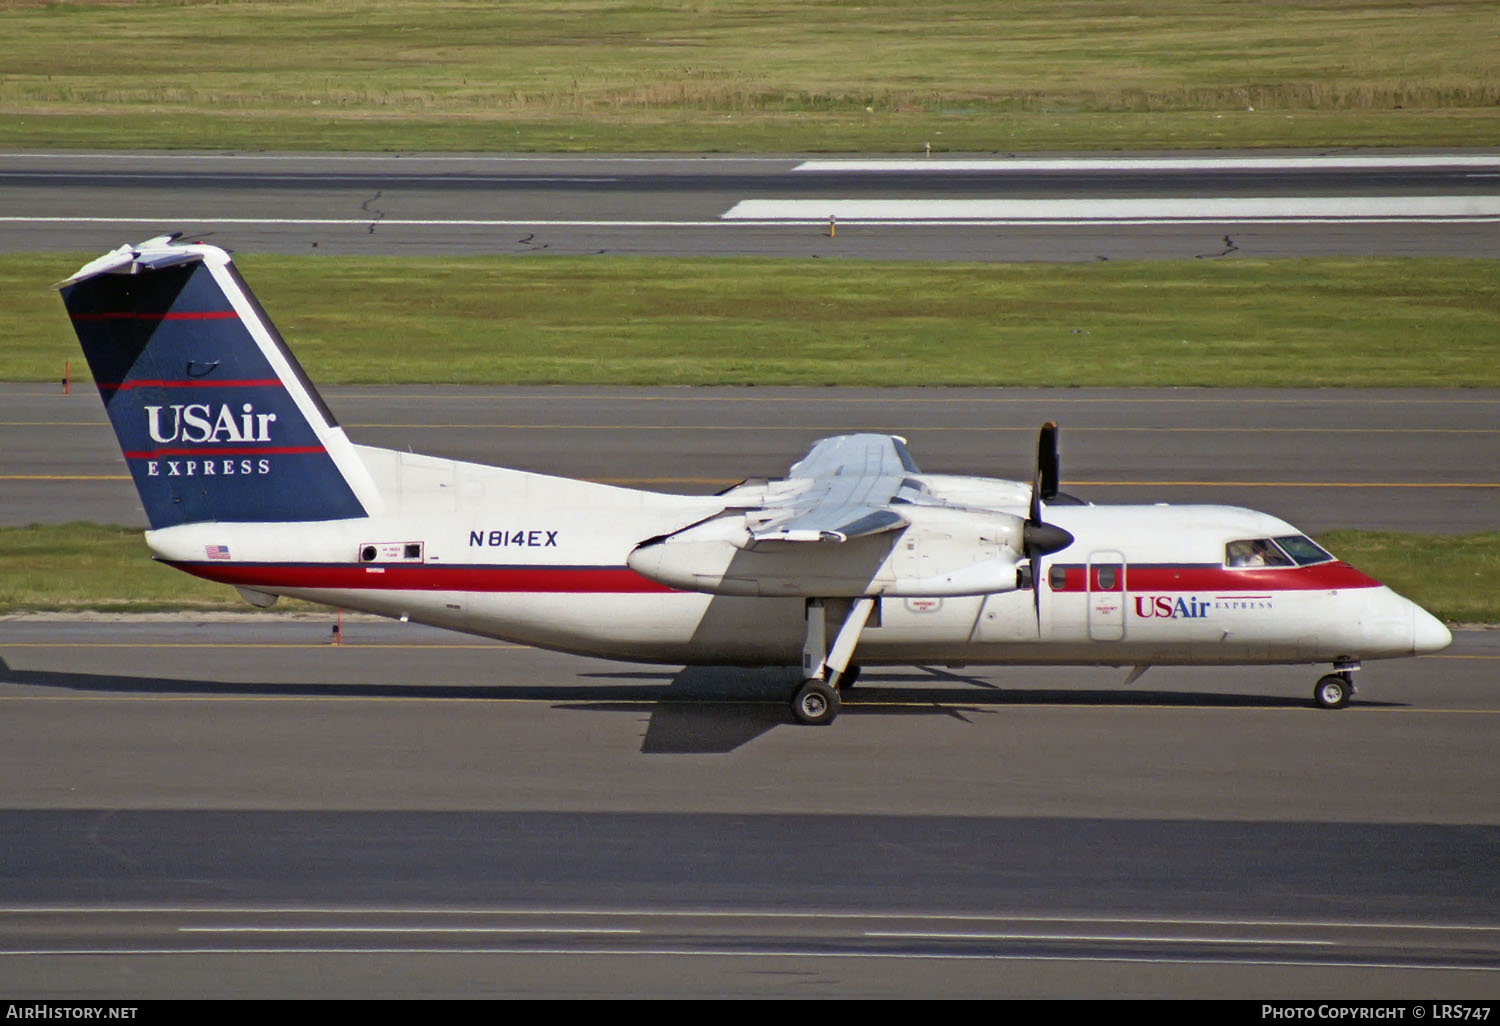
[1314, 661, 1360, 709]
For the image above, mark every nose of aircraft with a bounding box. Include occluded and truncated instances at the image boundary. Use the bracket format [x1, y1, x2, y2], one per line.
[1412, 603, 1452, 655]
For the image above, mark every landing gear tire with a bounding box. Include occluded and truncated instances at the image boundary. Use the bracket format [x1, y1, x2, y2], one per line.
[792, 679, 840, 726]
[1314, 674, 1352, 710]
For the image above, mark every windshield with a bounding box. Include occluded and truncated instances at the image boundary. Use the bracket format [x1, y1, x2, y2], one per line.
[1225, 535, 1334, 568]
[1273, 534, 1335, 566]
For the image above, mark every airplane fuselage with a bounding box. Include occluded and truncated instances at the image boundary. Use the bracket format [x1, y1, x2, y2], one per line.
[143, 452, 1442, 669]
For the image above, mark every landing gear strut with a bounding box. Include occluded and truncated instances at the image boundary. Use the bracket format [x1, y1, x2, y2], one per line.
[790, 598, 874, 725]
[1314, 661, 1360, 710]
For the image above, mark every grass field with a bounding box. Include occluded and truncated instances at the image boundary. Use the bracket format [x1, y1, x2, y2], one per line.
[2, 524, 1493, 623]
[9, 253, 1498, 388]
[2, 0, 1497, 152]
[0, 523, 293, 614]
[1320, 530, 1500, 625]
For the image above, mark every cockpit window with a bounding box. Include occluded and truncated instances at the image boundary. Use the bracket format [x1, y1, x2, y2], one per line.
[1273, 534, 1334, 566]
[1225, 538, 1294, 567]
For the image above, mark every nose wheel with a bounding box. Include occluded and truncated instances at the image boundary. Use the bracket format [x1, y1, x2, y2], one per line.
[1313, 670, 1356, 709]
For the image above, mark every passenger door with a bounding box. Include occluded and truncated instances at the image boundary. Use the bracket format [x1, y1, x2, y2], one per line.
[1087, 550, 1126, 641]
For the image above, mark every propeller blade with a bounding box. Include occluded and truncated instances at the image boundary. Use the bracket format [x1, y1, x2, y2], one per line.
[1037, 420, 1060, 502]
[1030, 462, 1043, 526]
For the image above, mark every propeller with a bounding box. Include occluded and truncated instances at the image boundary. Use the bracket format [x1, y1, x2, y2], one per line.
[1022, 422, 1074, 624]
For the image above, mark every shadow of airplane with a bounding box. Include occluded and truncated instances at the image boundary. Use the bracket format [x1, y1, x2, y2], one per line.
[0, 656, 1401, 755]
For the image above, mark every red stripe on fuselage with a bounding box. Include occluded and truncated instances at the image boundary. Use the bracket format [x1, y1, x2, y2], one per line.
[124, 446, 326, 458]
[170, 562, 678, 595]
[1053, 562, 1381, 593]
[169, 560, 1382, 597]
[97, 378, 283, 392]
[70, 311, 238, 321]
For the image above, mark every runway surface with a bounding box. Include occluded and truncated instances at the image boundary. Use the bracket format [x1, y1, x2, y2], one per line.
[2, 150, 1497, 259]
[1, 618, 1498, 998]
[6, 382, 1498, 533]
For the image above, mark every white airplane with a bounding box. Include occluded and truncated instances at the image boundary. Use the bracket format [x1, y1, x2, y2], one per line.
[59, 237, 1451, 724]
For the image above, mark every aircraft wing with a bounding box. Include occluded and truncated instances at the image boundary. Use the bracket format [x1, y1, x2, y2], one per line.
[629, 430, 1068, 599]
[745, 434, 918, 543]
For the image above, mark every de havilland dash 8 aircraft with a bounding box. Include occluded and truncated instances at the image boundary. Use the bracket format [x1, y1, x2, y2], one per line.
[58, 236, 1451, 724]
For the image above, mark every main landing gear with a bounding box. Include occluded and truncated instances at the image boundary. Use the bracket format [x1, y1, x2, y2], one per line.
[1313, 661, 1360, 710]
[790, 597, 873, 725]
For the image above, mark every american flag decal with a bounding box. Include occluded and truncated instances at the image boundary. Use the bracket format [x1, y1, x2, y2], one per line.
[205, 544, 231, 560]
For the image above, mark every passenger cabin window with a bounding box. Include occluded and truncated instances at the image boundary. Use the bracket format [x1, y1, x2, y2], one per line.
[1225, 538, 1294, 568]
[1095, 566, 1119, 590]
[1049, 565, 1068, 591]
[1273, 534, 1334, 566]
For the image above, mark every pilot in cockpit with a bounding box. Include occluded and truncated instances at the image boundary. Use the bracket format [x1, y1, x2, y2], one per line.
[1226, 539, 1275, 567]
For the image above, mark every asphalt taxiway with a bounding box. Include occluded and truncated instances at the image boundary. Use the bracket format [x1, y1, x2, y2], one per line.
[1, 618, 1498, 997]
[5, 390, 1498, 996]
[2, 150, 1496, 259]
[5, 383, 1497, 533]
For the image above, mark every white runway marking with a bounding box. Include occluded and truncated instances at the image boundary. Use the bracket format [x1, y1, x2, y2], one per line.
[6, 205, 1498, 231]
[722, 196, 1500, 222]
[796, 156, 1500, 172]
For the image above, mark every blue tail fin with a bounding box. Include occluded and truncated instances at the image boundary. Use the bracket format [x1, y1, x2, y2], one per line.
[59, 237, 371, 529]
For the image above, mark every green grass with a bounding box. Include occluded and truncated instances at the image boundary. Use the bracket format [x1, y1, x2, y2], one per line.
[3, 523, 1493, 622]
[1, 0, 1497, 151]
[11, 254, 1499, 388]
[9, 108, 1499, 154]
[0, 523, 317, 613]
[1321, 531, 1500, 625]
